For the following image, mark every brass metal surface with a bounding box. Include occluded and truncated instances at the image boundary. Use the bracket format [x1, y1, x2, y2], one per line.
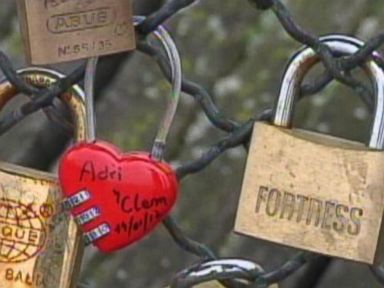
[0, 71, 86, 288]
[235, 123, 384, 264]
[17, 0, 136, 64]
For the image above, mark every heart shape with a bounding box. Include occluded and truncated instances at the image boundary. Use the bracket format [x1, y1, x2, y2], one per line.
[59, 141, 178, 253]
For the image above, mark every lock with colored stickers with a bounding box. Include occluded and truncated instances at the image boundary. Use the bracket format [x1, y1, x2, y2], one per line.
[0, 67, 89, 288]
[59, 19, 182, 253]
[235, 35, 384, 264]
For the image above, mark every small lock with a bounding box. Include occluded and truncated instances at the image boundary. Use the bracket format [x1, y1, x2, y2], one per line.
[169, 259, 279, 288]
[59, 18, 182, 253]
[235, 35, 384, 264]
[16, 0, 136, 64]
[0, 67, 89, 287]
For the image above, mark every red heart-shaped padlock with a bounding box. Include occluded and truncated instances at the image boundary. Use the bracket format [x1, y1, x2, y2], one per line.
[59, 141, 178, 253]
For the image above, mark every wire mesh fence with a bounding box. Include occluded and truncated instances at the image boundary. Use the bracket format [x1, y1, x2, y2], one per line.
[1, 0, 384, 287]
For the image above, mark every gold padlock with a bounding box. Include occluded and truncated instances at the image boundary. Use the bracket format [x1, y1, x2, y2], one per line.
[16, 0, 136, 64]
[235, 35, 384, 264]
[0, 67, 87, 287]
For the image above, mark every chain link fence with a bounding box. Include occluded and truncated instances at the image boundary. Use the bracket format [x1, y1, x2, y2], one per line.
[1, 0, 384, 287]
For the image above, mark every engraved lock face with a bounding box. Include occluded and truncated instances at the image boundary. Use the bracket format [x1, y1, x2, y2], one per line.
[0, 68, 87, 288]
[16, 0, 136, 64]
[235, 35, 384, 264]
[59, 21, 182, 253]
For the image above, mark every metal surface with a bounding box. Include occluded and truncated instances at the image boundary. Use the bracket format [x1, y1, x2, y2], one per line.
[134, 16, 182, 160]
[62, 190, 91, 210]
[235, 122, 384, 264]
[81, 18, 182, 160]
[170, 259, 279, 287]
[84, 58, 98, 142]
[236, 36, 384, 265]
[16, 0, 136, 64]
[74, 207, 101, 226]
[273, 35, 384, 149]
[0, 68, 87, 288]
[1, 0, 384, 285]
[83, 224, 111, 245]
[59, 142, 178, 252]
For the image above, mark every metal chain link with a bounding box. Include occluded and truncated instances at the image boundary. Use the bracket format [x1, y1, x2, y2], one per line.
[1, 0, 384, 287]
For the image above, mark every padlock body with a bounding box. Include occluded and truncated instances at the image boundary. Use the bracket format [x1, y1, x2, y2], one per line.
[17, 0, 136, 64]
[0, 163, 82, 288]
[0, 70, 87, 287]
[59, 141, 179, 252]
[235, 122, 384, 264]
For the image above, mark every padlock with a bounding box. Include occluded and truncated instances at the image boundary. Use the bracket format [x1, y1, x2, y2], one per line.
[0, 67, 88, 287]
[168, 259, 279, 288]
[59, 19, 182, 253]
[235, 35, 384, 264]
[16, 0, 136, 64]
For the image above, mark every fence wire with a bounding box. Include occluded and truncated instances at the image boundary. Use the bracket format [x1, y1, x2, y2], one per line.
[1, 0, 384, 287]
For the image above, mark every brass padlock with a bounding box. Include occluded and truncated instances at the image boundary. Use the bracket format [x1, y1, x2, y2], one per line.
[0, 67, 87, 287]
[235, 35, 384, 264]
[16, 0, 136, 64]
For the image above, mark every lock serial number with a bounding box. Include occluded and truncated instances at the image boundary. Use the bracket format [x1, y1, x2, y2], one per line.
[57, 40, 113, 58]
[44, 0, 96, 10]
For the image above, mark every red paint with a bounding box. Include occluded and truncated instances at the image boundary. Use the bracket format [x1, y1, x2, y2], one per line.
[59, 141, 178, 253]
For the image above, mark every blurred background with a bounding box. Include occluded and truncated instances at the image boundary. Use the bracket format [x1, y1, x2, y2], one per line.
[0, 0, 383, 287]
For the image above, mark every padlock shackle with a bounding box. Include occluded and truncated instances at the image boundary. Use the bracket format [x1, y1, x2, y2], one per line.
[134, 16, 182, 160]
[273, 35, 384, 149]
[84, 57, 98, 142]
[0, 67, 87, 141]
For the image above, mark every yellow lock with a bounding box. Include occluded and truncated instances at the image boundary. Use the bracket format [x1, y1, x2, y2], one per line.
[235, 35, 384, 264]
[0, 67, 87, 287]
